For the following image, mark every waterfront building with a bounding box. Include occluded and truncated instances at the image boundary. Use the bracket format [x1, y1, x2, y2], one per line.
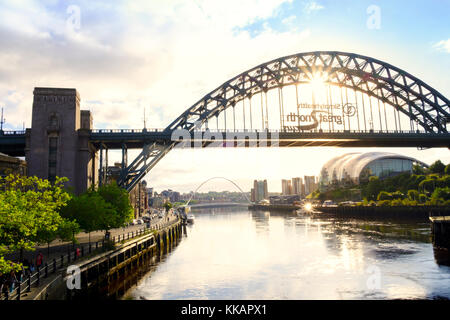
[161, 189, 181, 203]
[319, 152, 428, 191]
[269, 194, 301, 205]
[252, 180, 268, 202]
[0, 152, 27, 177]
[129, 180, 148, 218]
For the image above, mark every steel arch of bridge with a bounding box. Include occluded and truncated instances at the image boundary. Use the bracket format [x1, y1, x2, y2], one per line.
[167, 51, 450, 134]
[119, 51, 450, 191]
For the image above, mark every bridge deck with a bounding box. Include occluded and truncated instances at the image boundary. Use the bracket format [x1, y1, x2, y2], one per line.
[1, 129, 449, 157]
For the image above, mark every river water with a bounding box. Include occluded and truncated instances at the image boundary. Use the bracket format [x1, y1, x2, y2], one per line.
[125, 207, 450, 300]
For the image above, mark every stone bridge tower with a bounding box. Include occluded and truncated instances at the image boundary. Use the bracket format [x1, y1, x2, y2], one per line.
[26, 88, 98, 194]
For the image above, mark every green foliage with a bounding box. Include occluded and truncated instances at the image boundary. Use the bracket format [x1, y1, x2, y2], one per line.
[377, 200, 391, 206]
[431, 187, 450, 201]
[63, 182, 134, 234]
[412, 164, 427, 175]
[445, 164, 450, 175]
[0, 174, 72, 273]
[390, 199, 403, 206]
[419, 179, 436, 193]
[407, 189, 419, 201]
[163, 201, 173, 213]
[418, 193, 428, 204]
[172, 201, 186, 207]
[57, 219, 80, 243]
[61, 190, 112, 234]
[364, 176, 383, 200]
[97, 182, 134, 230]
[429, 160, 446, 175]
[391, 191, 404, 200]
[377, 191, 392, 201]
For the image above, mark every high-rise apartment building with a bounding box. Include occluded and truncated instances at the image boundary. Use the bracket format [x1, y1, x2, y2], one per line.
[251, 179, 268, 202]
[292, 177, 303, 197]
[282, 179, 293, 195]
[304, 175, 318, 196]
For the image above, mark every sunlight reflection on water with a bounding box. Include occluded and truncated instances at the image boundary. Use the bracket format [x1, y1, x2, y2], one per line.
[127, 207, 450, 300]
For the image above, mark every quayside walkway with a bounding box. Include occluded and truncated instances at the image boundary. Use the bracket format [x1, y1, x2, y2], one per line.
[1, 212, 179, 300]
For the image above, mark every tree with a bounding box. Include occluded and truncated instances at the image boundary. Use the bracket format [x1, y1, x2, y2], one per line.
[164, 201, 173, 213]
[365, 176, 382, 200]
[377, 191, 392, 201]
[0, 175, 71, 273]
[419, 179, 436, 193]
[36, 219, 79, 256]
[418, 193, 428, 204]
[407, 189, 419, 201]
[391, 191, 404, 200]
[431, 187, 450, 202]
[97, 182, 134, 232]
[429, 160, 446, 175]
[412, 164, 427, 175]
[61, 191, 110, 241]
[445, 164, 450, 175]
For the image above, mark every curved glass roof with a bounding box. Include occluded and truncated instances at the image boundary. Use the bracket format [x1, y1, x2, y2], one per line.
[320, 152, 426, 185]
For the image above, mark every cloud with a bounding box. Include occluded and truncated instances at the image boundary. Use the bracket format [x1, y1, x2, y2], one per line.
[433, 39, 450, 53]
[303, 1, 324, 14]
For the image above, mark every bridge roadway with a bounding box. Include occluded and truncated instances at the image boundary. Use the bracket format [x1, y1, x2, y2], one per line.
[1, 128, 449, 157]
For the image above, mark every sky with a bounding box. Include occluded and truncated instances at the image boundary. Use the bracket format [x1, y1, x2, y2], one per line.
[0, 0, 449, 193]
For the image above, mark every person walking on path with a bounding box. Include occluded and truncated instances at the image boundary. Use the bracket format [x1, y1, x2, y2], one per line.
[36, 251, 43, 269]
[8, 271, 17, 293]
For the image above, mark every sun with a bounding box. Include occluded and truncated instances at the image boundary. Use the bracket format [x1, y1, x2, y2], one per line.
[309, 72, 328, 92]
[308, 72, 329, 103]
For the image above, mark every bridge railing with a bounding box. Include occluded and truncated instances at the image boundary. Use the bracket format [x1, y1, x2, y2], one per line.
[91, 128, 166, 134]
[195, 129, 431, 134]
[89, 128, 434, 135]
[3, 128, 441, 136]
[0, 130, 26, 135]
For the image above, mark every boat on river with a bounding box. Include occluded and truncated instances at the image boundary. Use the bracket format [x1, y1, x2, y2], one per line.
[187, 214, 195, 224]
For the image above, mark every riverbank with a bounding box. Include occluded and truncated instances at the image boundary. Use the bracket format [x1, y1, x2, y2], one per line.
[189, 202, 248, 209]
[248, 204, 298, 212]
[315, 205, 449, 220]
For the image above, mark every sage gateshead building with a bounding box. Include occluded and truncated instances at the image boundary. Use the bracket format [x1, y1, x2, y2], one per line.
[319, 152, 428, 191]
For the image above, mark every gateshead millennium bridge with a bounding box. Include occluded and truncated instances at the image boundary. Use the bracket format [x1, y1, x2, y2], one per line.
[0, 51, 449, 192]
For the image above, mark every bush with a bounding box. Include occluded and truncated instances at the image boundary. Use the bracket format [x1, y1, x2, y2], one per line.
[391, 199, 403, 206]
[377, 191, 392, 201]
[418, 193, 428, 204]
[407, 189, 419, 201]
[431, 187, 450, 201]
[445, 164, 450, 175]
[377, 200, 391, 206]
[391, 191, 404, 200]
